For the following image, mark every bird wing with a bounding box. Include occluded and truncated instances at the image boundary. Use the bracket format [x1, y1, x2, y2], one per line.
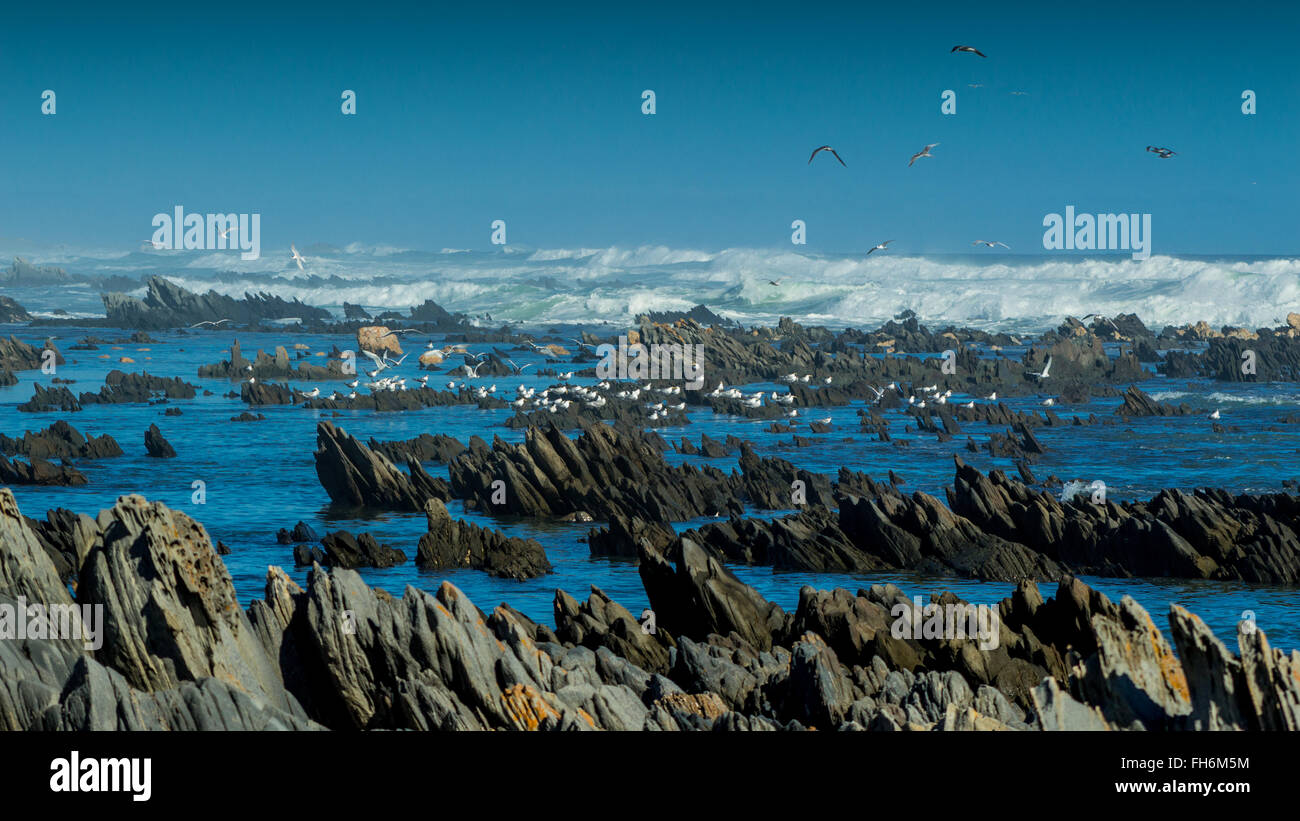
[361, 349, 384, 366]
[808, 146, 828, 164]
[829, 148, 846, 166]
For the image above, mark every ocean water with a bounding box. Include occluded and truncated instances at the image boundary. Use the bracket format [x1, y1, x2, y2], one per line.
[7, 244, 1300, 332]
[1, 316, 1298, 653]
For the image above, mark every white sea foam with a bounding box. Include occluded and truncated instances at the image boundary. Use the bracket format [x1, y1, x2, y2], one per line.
[7, 243, 1299, 331]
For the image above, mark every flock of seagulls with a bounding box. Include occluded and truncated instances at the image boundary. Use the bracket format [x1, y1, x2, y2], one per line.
[802, 45, 1174, 262]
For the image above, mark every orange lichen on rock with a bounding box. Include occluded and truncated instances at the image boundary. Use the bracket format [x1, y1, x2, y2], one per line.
[500, 684, 560, 731]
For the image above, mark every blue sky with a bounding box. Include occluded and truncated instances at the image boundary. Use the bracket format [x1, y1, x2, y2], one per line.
[1, 0, 1296, 256]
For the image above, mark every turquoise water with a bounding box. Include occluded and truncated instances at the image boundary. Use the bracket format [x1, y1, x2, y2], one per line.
[2, 325, 1298, 652]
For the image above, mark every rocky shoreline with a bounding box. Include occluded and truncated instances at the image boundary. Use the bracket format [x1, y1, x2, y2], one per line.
[1, 488, 1295, 731]
[3, 281, 1300, 731]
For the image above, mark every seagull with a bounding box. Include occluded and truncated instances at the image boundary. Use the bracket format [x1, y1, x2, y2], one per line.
[866, 240, 893, 255]
[346, 380, 359, 388]
[1146, 145, 1177, 159]
[1209, 410, 1221, 420]
[189, 319, 232, 328]
[967, 83, 984, 89]
[808, 145, 847, 166]
[384, 353, 409, 367]
[985, 391, 997, 401]
[1026, 356, 1053, 381]
[290, 244, 306, 270]
[141, 239, 165, 250]
[1042, 397, 1055, 406]
[361, 349, 389, 375]
[768, 279, 782, 286]
[380, 329, 418, 339]
[972, 240, 1010, 249]
[951, 45, 986, 57]
[505, 358, 533, 375]
[908, 143, 939, 167]
[1082, 313, 1121, 333]
[866, 385, 885, 401]
[301, 387, 320, 399]
[1010, 91, 1029, 96]
[219, 226, 238, 240]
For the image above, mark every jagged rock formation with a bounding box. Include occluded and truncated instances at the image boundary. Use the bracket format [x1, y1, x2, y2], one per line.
[1, 490, 1296, 732]
[415, 499, 551, 579]
[101, 275, 331, 329]
[199, 339, 351, 381]
[0, 491, 318, 730]
[79, 370, 197, 404]
[0, 455, 87, 485]
[313, 422, 450, 509]
[0, 335, 63, 372]
[447, 423, 747, 521]
[0, 420, 123, 460]
[0, 296, 31, 323]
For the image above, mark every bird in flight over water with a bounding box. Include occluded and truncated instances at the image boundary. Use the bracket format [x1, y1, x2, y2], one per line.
[866, 240, 893, 255]
[951, 45, 986, 57]
[808, 145, 847, 166]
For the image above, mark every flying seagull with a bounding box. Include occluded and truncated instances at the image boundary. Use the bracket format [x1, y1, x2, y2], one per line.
[908, 143, 939, 167]
[768, 279, 782, 286]
[967, 83, 984, 89]
[1082, 313, 1121, 332]
[190, 319, 232, 328]
[866, 240, 893, 255]
[808, 145, 847, 166]
[380, 328, 418, 339]
[972, 240, 1010, 249]
[1010, 91, 1029, 96]
[1146, 145, 1177, 159]
[141, 239, 165, 250]
[361, 349, 389, 375]
[290, 244, 306, 270]
[1026, 356, 1053, 381]
[951, 45, 986, 57]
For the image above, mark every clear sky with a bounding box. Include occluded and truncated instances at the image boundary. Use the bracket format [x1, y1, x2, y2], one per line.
[1, 0, 1296, 256]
